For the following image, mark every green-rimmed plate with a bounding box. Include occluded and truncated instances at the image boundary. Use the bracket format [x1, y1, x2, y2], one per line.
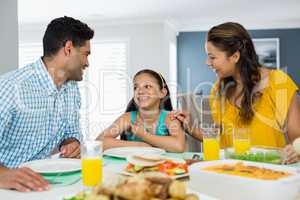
[19, 158, 81, 175]
[43, 171, 82, 186]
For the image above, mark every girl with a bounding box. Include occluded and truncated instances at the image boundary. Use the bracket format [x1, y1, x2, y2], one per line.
[173, 22, 300, 163]
[97, 69, 185, 153]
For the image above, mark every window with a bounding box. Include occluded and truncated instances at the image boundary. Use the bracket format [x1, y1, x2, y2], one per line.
[169, 41, 177, 108]
[19, 42, 43, 67]
[82, 41, 129, 139]
[18, 40, 129, 139]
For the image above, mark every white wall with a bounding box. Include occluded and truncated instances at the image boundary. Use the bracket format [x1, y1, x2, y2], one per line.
[88, 21, 177, 100]
[0, 0, 18, 74]
[19, 21, 178, 101]
[163, 22, 178, 107]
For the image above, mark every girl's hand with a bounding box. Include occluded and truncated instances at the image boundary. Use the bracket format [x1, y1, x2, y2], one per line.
[131, 121, 146, 138]
[281, 144, 299, 164]
[169, 111, 192, 134]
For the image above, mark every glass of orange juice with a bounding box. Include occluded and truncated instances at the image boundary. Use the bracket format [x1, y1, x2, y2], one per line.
[203, 127, 220, 161]
[81, 140, 103, 187]
[233, 128, 251, 154]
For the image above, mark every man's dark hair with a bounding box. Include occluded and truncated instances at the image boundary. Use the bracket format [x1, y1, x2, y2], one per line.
[43, 16, 94, 57]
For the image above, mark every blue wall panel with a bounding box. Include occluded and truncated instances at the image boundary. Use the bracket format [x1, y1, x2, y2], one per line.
[177, 29, 300, 94]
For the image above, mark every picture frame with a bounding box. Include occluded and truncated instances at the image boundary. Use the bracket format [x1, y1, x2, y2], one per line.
[252, 38, 280, 69]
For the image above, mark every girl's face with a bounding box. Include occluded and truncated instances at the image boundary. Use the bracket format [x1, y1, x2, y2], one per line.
[133, 73, 167, 110]
[205, 41, 239, 79]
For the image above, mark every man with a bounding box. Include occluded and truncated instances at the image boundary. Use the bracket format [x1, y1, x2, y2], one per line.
[0, 16, 94, 192]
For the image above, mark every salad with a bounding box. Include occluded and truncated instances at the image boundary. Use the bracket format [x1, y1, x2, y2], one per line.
[227, 151, 282, 164]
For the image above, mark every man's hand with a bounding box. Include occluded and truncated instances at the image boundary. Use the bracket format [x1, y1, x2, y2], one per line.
[60, 138, 80, 158]
[0, 167, 49, 192]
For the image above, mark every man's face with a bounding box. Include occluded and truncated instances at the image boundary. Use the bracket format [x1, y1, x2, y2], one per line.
[67, 40, 91, 81]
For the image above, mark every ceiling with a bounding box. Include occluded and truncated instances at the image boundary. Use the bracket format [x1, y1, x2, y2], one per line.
[18, 0, 300, 31]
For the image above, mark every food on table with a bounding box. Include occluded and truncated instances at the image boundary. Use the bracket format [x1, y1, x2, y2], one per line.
[127, 154, 166, 167]
[184, 194, 199, 200]
[64, 175, 199, 200]
[133, 154, 165, 162]
[125, 156, 188, 176]
[202, 162, 291, 180]
[293, 137, 300, 154]
[168, 180, 186, 199]
[227, 150, 282, 164]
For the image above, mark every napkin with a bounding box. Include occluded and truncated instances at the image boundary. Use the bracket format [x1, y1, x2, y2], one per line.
[43, 171, 82, 187]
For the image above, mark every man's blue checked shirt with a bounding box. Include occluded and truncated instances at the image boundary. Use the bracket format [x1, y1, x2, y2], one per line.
[0, 58, 82, 168]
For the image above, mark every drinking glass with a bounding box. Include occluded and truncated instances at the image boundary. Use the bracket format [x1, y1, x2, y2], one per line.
[203, 127, 220, 161]
[81, 140, 103, 187]
[233, 128, 251, 154]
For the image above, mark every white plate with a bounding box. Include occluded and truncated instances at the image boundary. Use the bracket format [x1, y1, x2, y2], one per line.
[19, 158, 81, 174]
[189, 189, 220, 200]
[103, 147, 166, 158]
[126, 154, 186, 167]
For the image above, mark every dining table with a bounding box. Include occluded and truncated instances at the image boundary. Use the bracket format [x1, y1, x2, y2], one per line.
[0, 151, 299, 200]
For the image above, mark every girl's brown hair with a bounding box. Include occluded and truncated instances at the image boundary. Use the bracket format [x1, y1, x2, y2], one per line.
[125, 69, 173, 112]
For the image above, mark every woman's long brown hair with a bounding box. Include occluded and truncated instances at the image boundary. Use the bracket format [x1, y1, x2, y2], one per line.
[207, 22, 261, 123]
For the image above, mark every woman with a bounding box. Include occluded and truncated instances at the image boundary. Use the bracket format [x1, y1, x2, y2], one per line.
[97, 69, 185, 153]
[173, 22, 300, 163]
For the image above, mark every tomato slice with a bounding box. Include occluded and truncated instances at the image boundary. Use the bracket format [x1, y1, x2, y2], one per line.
[159, 163, 166, 172]
[164, 160, 177, 168]
[126, 163, 134, 169]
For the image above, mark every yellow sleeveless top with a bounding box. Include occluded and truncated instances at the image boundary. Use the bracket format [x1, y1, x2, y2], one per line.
[209, 70, 298, 148]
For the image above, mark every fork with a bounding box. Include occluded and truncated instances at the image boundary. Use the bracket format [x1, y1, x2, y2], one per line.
[48, 177, 82, 186]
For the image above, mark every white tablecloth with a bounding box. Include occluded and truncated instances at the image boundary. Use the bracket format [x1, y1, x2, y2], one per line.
[0, 166, 118, 200]
[0, 181, 82, 200]
[0, 162, 221, 200]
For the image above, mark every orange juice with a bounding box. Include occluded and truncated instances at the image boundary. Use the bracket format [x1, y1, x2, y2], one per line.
[82, 158, 102, 186]
[233, 139, 251, 154]
[203, 138, 220, 161]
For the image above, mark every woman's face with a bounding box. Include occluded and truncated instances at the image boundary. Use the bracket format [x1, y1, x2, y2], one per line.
[133, 73, 166, 110]
[205, 41, 238, 79]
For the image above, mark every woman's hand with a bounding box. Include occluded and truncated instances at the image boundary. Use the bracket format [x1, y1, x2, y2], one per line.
[281, 144, 299, 164]
[169, 111, 192, 134]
